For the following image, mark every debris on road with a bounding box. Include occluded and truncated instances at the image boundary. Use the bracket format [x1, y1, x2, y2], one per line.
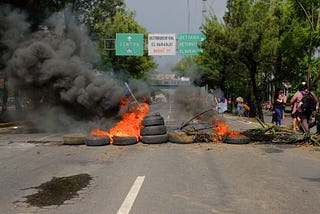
[242, 118, 320, 146]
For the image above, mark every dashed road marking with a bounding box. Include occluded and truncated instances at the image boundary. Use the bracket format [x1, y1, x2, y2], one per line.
[117, 176, 145, 214]
[37, 134, 61, 141]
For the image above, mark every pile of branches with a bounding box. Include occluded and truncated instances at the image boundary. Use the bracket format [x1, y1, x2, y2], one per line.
[242, 119, 320, 146]
[183, 130, 219, 143]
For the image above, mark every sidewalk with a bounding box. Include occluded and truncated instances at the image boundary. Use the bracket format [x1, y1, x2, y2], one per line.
[225, 110, 318, 133]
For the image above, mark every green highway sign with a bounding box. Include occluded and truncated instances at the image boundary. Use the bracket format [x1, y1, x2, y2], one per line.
[178, 33, 206, 56]
[116, 33, 144, 56]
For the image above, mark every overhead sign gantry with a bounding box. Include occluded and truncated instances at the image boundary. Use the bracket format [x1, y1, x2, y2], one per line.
[115, 32, 205, 56]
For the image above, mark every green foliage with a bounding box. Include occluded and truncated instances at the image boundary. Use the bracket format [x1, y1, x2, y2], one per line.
[198, 0, 320, 119]
[289, 0, 320, 90]
[93, 10, 157, 79]
[200, 0, 319, 93]
[74, 0, 126, 33]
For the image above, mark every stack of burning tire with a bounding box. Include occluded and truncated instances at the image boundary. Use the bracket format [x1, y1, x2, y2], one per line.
[140, 112, 168, 144]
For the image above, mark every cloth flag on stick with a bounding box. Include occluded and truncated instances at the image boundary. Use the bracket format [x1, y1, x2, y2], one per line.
[124, 82, 141, 108]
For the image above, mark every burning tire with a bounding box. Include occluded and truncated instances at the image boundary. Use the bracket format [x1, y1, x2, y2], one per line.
[85, 136, 110, 146]
[63, 134, 86, 145]
[141, 134, 168, 144]
[143, 112, 161, 118]
[140, 125, 167, 136]
[168, 131, 195, 144]
[223, 136, 250, 144]
[141, 116, 164, 126]
[112, 136, 138, 146]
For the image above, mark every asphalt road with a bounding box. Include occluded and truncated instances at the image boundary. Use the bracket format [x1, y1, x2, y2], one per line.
[0, 100, 319, 214]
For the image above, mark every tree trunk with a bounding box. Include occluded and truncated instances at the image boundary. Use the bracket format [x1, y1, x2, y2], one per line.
[250, 70, 264, 121]
[14, 89, 22, 112]
[245, 60, 264, 121]
[2, 75, 8, 113]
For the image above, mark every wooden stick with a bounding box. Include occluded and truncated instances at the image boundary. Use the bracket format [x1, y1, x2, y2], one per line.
[180, 108, 214, 130]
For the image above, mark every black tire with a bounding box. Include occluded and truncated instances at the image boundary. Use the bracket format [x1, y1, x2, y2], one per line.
[141, 116, 164, 126]
[63, 134, 86, 145]
[140, 125, 167, 136]
[168, 131, 195, 144]
[85, 136, 110, 146]
[223, 136, 250, 144]
[112, 136, 138, 146]
[144, 112, 161, 118]
[141, 134, 168, 144]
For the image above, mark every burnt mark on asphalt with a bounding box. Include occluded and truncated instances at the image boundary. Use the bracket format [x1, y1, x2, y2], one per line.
[263, 148, 283, 153]
[302, 177, 320, 183]
[22, 173, 92, 207]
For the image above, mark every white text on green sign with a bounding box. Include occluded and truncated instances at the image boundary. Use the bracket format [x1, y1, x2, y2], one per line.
[178, 33, 205, 56]
[116, 33, 144, 56]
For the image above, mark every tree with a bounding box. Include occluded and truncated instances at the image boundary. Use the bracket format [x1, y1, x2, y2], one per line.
[200, 0, 308, 120]
[199, 12, 250, 95]
[72, 0, 125, 33]
[289, 0, 320, 90]
[93, 10, 157, 79]
[201, 0, 276, 119]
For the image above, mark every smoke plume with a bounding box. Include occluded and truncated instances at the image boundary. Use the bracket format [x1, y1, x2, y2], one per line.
[0, 6, 149, 132]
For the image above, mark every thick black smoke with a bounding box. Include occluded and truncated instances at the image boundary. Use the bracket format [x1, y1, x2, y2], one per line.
[0, 6, 150, 132]
[174, 85, 212, 116]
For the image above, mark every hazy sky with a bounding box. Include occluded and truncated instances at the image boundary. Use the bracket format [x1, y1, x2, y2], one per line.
[125, 0, 227, 72]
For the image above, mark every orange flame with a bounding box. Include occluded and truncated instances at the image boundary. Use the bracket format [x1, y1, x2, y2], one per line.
[90, 128, 109, 137]
[109, 102, 149, 140]
[90, 97, 150, 143]
[213, 118, 244, 140]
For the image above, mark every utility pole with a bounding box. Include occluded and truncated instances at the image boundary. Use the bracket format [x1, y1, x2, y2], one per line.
[199, 0, 207, 30]
[187, 0, 190, 32]
[202, 0, 207, 26]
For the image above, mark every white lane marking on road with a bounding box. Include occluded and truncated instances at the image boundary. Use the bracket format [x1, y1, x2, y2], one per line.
[38, 134, 60, 141]
[117, 176, 145, 214]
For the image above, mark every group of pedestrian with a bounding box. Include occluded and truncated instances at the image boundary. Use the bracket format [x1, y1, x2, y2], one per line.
[229, 81, 319, 133]
[274, 82, 319, 133]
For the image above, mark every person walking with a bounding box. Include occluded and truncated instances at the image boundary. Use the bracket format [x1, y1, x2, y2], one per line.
[274, 90, 286, 126]
[236, 101, 244, 116]
[290, 82, 318, 132]
[279, 90, 287, 124]
[291, 108, 301, 131]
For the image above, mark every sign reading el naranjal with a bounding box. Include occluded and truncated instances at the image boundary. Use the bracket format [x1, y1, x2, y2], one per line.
[178, 33, 206, 56]
[116, 33, 144, 56]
